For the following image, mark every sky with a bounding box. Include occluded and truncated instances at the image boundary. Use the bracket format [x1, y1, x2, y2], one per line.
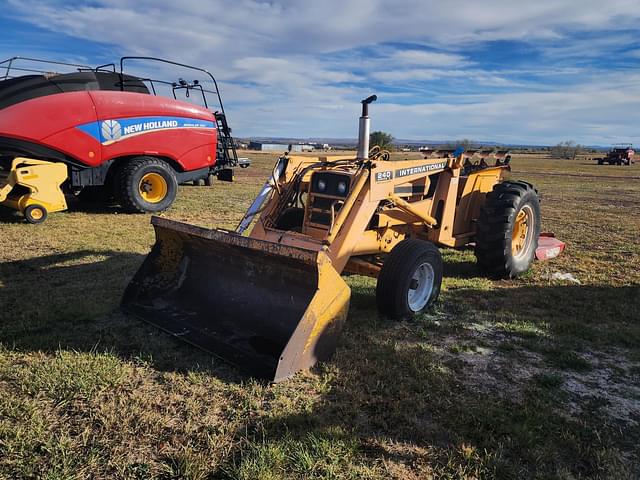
[1, 0, 639, 145]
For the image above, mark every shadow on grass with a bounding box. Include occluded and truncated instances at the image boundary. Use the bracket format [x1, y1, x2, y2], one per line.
[64, 194, 126, 214]
[224, 281, 640, 478]
[0, 196, 126, 218]
[1, 249, 638, 477]
[0, 250, 243, 381]
[444, 283, 640, 349]
[442, 259, 478, 279]
[0, 206, 27, 223]
[67, 203, 124, 214]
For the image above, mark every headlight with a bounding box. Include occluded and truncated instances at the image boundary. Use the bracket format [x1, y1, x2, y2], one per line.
[337, 181, 347, 195]
[317, 179, 327, 192]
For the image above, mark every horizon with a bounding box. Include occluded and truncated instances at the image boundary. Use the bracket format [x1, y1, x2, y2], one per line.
[1, 0, 639, 145]
[236, 135, 612, 149]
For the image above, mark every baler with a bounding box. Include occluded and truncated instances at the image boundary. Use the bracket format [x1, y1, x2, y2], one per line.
[0, 56, 249, 222]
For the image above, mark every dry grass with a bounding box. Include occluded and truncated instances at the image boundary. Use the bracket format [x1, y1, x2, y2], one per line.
[0, 152, 639, 479]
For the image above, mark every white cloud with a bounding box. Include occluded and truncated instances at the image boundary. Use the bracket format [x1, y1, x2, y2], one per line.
[371, 72, 640, 144]
[9, 0, 639, 54]
[372, 68, 453, 82]
[391, 50, 468, 67]
[3, 0, 640, 144]
[541, 33, 640, 59]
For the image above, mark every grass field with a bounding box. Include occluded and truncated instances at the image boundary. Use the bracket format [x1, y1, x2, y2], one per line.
[0, 152, 638, 479]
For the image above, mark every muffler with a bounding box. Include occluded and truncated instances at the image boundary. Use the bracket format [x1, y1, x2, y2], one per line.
[357, 94, 377, 160]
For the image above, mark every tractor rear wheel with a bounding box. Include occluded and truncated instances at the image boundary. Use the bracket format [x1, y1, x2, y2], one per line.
[475, 181, 540, 278]
[376, 239, 443, 319]
[117, 156, 177, 213]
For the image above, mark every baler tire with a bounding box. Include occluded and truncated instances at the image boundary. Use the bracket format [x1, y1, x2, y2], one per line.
[117, 157, 177, 213]
[24, 204, 48, 224]
[194, 179, 205, 186]
[474, 181, 541, 279]
[376, 239, 443, 319]
[204, 173, 215, 186]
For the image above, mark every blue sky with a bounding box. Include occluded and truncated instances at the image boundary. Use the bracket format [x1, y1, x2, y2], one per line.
[1, 0, 639, 145]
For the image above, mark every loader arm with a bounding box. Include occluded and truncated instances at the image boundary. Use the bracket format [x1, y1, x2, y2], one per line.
[252, 155, 457, 272]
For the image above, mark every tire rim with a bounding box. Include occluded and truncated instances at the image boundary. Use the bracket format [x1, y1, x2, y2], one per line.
[408, 262, 435, 312]
[139, 173, 168, 203]
[29, 207, 43, 220]
[512, 205, 534, 258]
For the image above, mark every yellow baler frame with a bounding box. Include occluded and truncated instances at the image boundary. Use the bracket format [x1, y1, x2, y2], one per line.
[0, 157, 68, 220]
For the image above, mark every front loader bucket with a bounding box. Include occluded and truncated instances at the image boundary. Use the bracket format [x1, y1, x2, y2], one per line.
[122, 217, 351, 382]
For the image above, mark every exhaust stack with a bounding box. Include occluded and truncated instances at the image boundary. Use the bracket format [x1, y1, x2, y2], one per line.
[357, 95, 377, 160]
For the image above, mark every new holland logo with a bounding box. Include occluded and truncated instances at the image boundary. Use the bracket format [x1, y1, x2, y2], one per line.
[101, 120, 122, 142]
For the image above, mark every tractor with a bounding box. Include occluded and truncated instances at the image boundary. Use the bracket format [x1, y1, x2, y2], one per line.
[123, 96, 563, 382]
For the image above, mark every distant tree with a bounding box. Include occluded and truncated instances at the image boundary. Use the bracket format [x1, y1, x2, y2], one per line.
[370, 131, 394, 150]
[551, 140, 582, 160]
[442, 139, 476, 150]
[456, 138, 474, 150]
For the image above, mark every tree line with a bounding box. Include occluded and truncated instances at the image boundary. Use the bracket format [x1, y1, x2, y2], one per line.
[370, 131, 586, 159]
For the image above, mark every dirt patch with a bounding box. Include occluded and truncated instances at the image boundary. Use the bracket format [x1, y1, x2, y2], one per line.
[562, 351, 640, 426]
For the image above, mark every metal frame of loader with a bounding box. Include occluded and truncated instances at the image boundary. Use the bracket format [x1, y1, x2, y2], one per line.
[123, 95, 551, 382]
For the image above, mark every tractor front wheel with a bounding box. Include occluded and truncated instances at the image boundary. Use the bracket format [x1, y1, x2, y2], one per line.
[117, 157, 178, 213]
[376, 239, 443, 319]
[475, 181, 541, 278]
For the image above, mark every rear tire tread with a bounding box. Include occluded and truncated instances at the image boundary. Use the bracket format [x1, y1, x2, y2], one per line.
[475, 181, 541, 278]
[116, 156, 177, 213]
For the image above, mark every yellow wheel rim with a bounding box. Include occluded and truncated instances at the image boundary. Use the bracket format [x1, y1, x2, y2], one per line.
[139, 173, 168, 204]
[29, 208, 43, 220]
[512, 206, 531, 257]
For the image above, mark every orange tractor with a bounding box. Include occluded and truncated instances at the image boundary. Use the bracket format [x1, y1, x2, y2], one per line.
[123, 96, 562, 381]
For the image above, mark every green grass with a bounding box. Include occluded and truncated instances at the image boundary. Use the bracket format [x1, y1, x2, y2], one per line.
[0, 152, 639, 478]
